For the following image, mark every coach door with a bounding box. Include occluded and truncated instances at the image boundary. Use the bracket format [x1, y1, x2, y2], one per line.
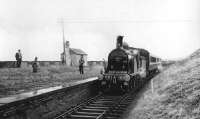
[134, 57, 137, 73]
[140, 56, 147, 78]
[142, 57, 146, 70]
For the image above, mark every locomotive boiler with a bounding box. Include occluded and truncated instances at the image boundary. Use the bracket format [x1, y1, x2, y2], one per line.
[99, 36, 161, 92]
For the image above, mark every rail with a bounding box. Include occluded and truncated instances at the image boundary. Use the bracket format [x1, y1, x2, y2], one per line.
[54, 90, 137, 119]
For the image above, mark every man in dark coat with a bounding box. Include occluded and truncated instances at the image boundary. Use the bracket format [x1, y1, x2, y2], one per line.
[32, 57, 39, 73]
[15, 49, 22, 67]
[79, 55, 85, 74]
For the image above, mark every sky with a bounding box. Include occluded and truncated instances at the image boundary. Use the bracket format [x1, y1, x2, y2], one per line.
[0, 0, 199, 61]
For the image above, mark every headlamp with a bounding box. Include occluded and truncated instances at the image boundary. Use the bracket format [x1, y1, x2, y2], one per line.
[124, 75, 130, 81]
[98, 75, 103, 80]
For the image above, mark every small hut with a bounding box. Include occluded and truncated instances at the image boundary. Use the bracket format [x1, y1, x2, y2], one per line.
[61, 41, 87, 66]
[70, 48, 87, 66]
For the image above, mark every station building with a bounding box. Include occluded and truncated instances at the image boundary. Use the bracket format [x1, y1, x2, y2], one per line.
[61, 41, 87, 66]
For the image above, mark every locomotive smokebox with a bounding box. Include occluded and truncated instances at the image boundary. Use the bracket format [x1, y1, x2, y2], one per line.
[116, 35, 124, 48]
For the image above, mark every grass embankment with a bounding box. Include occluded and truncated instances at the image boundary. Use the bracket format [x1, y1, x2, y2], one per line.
[0, 65, 102, 98]
[125, 49, 200, 119]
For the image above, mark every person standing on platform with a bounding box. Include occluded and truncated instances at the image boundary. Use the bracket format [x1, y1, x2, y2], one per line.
[15, 49, 22, 68]
[79, 55, 85, 74]
[61, 52, 65, 64]
[102, 58, 107, 73]
[32, 57, 39, 73]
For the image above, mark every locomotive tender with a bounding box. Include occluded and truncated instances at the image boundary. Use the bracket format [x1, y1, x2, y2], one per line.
[99, 35, 161, 92]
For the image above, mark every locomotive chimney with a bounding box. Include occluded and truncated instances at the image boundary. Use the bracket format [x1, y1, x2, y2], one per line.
[116, 35, 124, 48]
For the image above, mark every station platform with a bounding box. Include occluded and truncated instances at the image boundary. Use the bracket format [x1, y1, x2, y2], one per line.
[0, 77, 98, 106]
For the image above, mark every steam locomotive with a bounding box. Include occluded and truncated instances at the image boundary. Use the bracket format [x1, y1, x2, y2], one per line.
[99, 36, 162, 92]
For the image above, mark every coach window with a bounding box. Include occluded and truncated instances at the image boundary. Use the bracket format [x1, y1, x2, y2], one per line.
[136, 55, 139, 69]
[131, 57, 134, 72]
[150, 56, 156, 63]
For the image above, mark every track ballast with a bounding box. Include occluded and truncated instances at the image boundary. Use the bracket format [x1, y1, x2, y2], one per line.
[54, 90, 136, 119]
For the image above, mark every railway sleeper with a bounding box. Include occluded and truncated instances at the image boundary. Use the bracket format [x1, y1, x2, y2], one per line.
[71, 113, 100, 117]
[84, 106, 109, 110]
[73, 111, 102, 116]
[80, 108, 106, 113]
[92, 102, 115, 105]
[95, 100, 115, 103]
[89, 103, 114, 107]
[70, 114, 98, 119]
[98, 99, 114, 101]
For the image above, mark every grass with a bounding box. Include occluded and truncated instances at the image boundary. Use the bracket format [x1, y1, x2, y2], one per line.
[124, 49, 200, 119]
[0, 65, 103, 98]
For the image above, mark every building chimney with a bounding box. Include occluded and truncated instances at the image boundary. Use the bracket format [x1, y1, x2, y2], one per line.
[116, 35, 123, 48]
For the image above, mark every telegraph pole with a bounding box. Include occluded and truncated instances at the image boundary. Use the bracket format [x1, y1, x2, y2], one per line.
[59, 18, 66, 64]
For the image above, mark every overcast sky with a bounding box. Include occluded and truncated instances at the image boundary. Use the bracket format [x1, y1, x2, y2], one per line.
[0, 0, 199, 61]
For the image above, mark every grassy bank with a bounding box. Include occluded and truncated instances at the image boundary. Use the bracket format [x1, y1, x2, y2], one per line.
[124, 49, 200, 119]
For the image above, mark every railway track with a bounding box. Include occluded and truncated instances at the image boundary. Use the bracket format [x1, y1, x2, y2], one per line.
[54, 90, 136, 119]
[53, 73, 158, 119]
